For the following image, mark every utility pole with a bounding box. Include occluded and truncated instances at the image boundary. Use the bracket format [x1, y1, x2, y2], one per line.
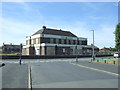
[91, 30, 95, 61]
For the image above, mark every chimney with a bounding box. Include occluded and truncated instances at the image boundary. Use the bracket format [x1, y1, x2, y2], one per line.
[43, 26, 46, 30]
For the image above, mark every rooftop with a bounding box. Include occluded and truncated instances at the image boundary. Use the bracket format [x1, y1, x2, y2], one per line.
[32, 26, 77, 37]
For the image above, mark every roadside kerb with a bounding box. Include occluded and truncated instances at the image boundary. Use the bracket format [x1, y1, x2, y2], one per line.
[70, 62, 119, 76]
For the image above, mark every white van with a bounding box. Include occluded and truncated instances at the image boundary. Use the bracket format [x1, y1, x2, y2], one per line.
[114, 52, 120, 58]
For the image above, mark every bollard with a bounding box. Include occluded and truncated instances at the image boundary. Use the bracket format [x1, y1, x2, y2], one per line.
[76, 58, 78, 63]
[104, 60, 106, 63]
[113, 61, 115, 64]
[19, 59, 21, 65]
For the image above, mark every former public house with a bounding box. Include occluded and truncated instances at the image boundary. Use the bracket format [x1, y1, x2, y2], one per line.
[22, 26, 99, 55]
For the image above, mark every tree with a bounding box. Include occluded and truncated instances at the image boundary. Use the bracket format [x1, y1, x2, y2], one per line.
[115, 23, 120, 51]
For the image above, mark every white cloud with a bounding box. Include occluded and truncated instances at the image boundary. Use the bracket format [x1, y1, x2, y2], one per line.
[1, 18, 39, 45]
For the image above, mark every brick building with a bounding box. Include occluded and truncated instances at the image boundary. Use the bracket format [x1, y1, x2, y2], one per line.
[0, 43, 21, 54]
[22, 26, 99, 55]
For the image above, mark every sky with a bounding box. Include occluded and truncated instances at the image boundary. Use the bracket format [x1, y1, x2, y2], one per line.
[0, 1, 118, 48]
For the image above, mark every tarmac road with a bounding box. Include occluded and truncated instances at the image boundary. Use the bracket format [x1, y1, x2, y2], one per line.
[31, 62, 118, 88]
[1, 58, 118, 88]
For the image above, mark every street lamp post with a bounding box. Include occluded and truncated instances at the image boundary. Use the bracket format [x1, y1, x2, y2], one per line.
[19, 43, 22, 65]
[91, 30, 95, 61]
[76, 38, 78, 63]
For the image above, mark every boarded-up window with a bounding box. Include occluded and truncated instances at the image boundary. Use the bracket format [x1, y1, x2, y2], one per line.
[31, 39, 34, 44]
[50, 39, 54, 43]
[53, 38, 56, 43]
[36, 38, 39, 44]
[64, 39, 67, 44]
[61, 39, 64, 44]
[56, 39, 59, 44]
[59, 39, 61, 44]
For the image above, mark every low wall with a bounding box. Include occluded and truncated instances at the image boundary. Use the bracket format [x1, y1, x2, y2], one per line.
[0, 55, 113, 59]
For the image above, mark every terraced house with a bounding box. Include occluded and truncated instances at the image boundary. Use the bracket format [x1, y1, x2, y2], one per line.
[22, 26, 99, 55]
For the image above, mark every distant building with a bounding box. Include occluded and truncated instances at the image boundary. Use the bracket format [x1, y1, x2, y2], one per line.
[0, 43, 21, 54]
[22, 26, 99, 55]
[99, 47, 112, 52]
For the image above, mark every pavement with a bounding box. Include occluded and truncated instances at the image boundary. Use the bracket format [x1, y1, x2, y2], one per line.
[1, 58, 119, 89]
[2, 63, 28, 88]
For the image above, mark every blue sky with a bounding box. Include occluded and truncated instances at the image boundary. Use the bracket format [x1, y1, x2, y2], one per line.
[1, 2, 118, 48]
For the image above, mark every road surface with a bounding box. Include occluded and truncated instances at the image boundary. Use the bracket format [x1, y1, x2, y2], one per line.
[31, 62, 118, 88]
[2, 64, 28, 88]
[1, 57, 118, 88]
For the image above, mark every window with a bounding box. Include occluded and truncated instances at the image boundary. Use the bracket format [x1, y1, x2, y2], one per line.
[38, 38, 40, 43]
[64, 39, 67, 44]
[44, 38, 50, 43]
[28, 40, 29, 45]
[63, 48, 65, 53]
[36, 38, 39, 44]
[81, 41, 87, 45]
[61, 39, 64, 44]
[34, 38, 36, 44]
[26, 40, 30, 45]
[69, 40, 71, 44]
[53, 38, 55, 43]
[50, 38, 54, 43]
[56, 39, 59, 44]
[31, 39, 34, 44]
[77, 40, 79, 45]
[79, 41, 81, 45]
[59, 39, 61, 44]
[73, 40, 75, 45]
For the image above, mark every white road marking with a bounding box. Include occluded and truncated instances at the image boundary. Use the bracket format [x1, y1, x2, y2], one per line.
[70, 62, 119, 76]
[28, 66, 31, 89]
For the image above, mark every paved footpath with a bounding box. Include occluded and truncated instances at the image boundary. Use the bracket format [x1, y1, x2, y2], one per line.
[2, 63, 28, 88]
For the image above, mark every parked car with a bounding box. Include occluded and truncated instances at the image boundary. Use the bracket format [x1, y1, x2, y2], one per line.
[114, 52, 120, 58]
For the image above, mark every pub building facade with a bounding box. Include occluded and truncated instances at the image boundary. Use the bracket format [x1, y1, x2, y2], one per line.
[22, 26, 99, 55]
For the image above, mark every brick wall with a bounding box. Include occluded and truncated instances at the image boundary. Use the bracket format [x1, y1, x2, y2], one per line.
[22, 48, 26, 55]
